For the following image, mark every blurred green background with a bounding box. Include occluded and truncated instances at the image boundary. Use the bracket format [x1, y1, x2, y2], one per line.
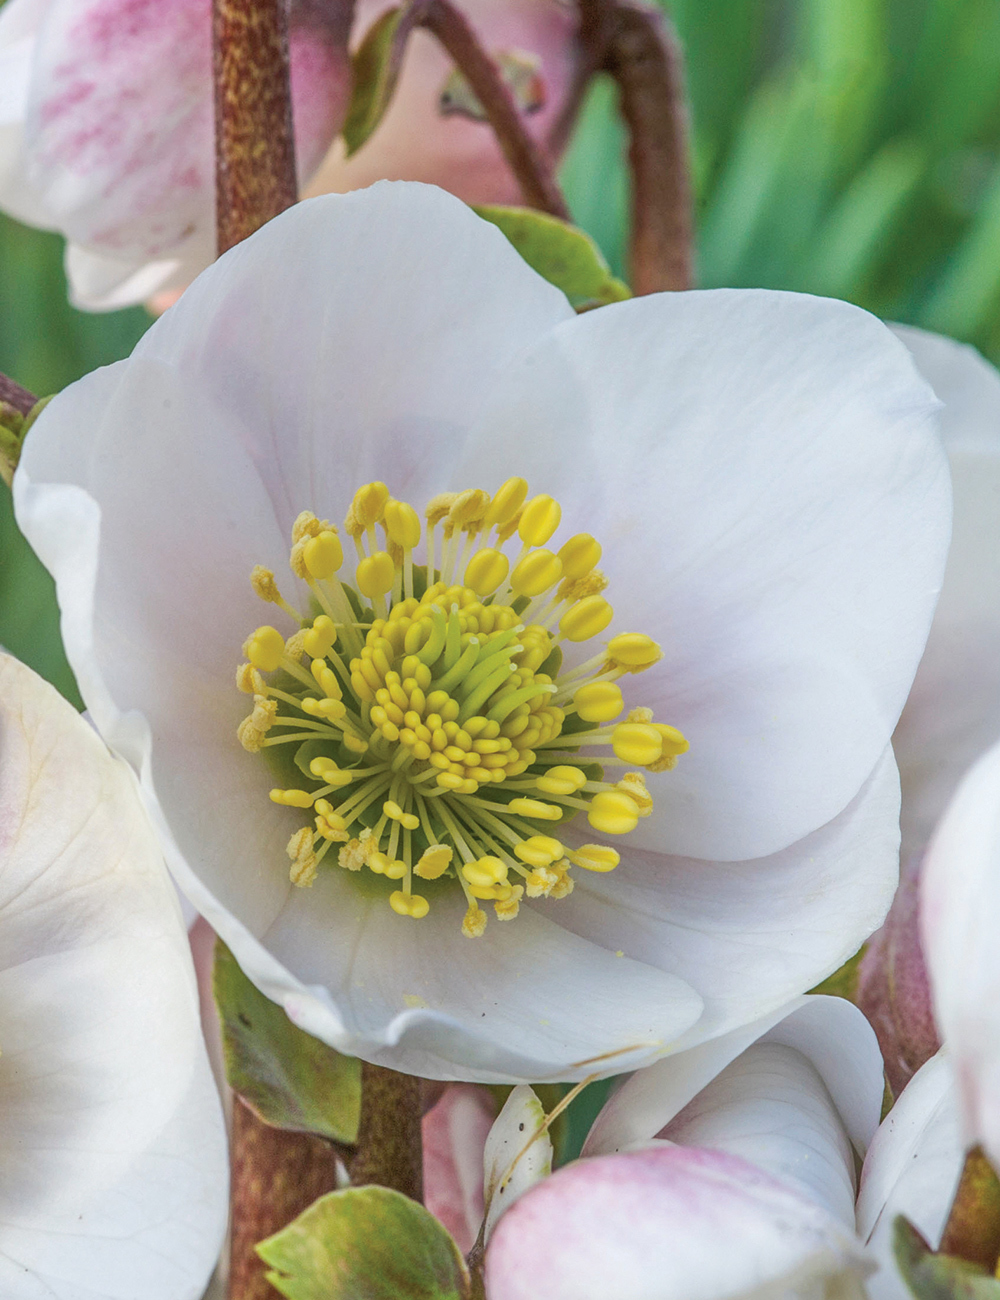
[5, 0, 1000, 701]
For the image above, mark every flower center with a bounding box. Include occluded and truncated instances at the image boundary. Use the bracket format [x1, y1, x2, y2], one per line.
[236, 478, 688, 937]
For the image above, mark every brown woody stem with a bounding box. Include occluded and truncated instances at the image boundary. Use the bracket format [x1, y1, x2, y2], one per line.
[419, 0, 570, 220]
[579, 0, 693, 294]
[229, 1099, 342, 1300]
[939, 1145, 1000, 1270]
[349, 1061, 424, 1200]
[212, 0, 298, 254]
[0, 373, 38, 417]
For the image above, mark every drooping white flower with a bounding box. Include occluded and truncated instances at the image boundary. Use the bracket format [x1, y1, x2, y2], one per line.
[0, 652, 228, 1299]
[14, 182, 950, 1081]
[0, 0, 577, 310]
[484, 996, 882, 1300]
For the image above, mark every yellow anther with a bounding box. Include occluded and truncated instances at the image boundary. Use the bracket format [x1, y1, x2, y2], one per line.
[557, 533, 602, 580]
[303, 615, 337, 658]
[350, 482, 390, 529]
[390, 890, 430, 918]
[652, 723, 689, 758]
[287, 827, 318, 887]
[508, 797, 564, 821]
[588, 791, 640, 835]
[250, 565, 283, 603]
[343, 733, 369, 754]
[559, 571, 609, 603]
[571, 844, 621, 873]
[606, 633, 663, 672]
[292, 511, 326, 543]
[612, 722, 663, 766]
[465, 548, 510, 597]
[510, 549, 563, 598]
[245, 625, 286, 672]
[304, 530, 344, 579]
[426, 492, 458, 525]
[384, 498, 422, 549]
[495, 885, 524, 920]
[518, 494, 561, 546]
[462, 856, 509, 888]
[250, 695, 277, 730]
[462, 905, 487, 938]
[484, 476, 529, 527]
[270, 788, 315, 809]
[574, 681, 623, 723]
[496, 510, 523, 546]
[415, 845, 454, 880]
[237, 718, 265, 752]
[514, 835, 565, 867]
[535, 765, 587, 795]
[560, 596, 614, 642]
[236, 662, 265, 694]
[285, 631, 308, 661]
[383, 800, 405, 820]
[448, 488, 490, 532]
[356, 551, 396, 599]
[339, 829, 376, 872]
[618, 771, 653, 816]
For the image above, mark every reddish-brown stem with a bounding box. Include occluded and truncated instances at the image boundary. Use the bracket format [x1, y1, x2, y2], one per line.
[229, 1099, 342, 1300]
[939, 1145, 1000, 1271]
[0, 373, 38, 417]
[212, 0, 298, 254]
[350, 1061, 424, 1201]
[419, 0, 570, 220]
[575, 0, 693, 294]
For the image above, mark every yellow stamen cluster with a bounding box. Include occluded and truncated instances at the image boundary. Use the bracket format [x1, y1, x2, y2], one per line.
[236, 478, 688, 936]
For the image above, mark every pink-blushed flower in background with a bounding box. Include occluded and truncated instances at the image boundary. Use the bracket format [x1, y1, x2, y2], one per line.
[857, 1052, 964, 1300]
[857, 327, 1000, 1094]
[0, 652, 228, 1299]
[483, 997, 882, 1299]
[423, 1083, 497, 1253]
[14, 182, 949, 1082]
[304, 0, 579, 205]
[0, 0, 579, 310]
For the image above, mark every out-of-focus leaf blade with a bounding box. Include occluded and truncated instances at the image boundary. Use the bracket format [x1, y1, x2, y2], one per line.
[341, 5, 408, 157]
[893, 1216, 1000, 1299]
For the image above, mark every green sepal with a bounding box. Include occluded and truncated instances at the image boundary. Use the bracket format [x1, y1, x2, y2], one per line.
[213, 940, 360, 1144]
[809, 943, 866, 1000]
[342, 5, 410, 157]
[257, 1186, 471, 1300]
[893, 1217, 1000, 1299]
[473, 206, 632, 310]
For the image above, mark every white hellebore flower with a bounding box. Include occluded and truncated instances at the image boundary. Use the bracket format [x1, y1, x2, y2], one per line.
[15, 182, 950, 1082]
[0, 652, 228, 1299]
[484, 996, 884, 1300]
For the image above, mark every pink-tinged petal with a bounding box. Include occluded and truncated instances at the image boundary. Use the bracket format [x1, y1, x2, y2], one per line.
[306, 0, 579, 206]
[857, 854, 940, 1098]
[920, 740, 1000, 1164]
[857, 1054, 963, 1300]
[422, 1084, 495, 1254]
[484, 1147, 872, 1300]
[892, 327, 1000, 864]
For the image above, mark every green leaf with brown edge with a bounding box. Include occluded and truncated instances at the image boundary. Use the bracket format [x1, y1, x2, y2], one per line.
[342, 5, 411, 157]
[893, 1216, 1000, 1299]
[213, 939, 361, 1143]
[257, 1186, 471, 1300]
[473, 205, 632, 310]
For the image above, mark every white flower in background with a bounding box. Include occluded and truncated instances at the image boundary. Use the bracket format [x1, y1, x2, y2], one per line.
[857, 1052, 964, 1300]
[0, 652, 227, 1299]
[15, 182, 949, 1081]
[481, 997, 882, 1299]
[0, 0, 577, 310]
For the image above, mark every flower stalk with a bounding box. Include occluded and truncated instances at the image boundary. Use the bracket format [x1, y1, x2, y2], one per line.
[350, 1062, 424, 1202]
[938, 1145, 1000, 1271]
[212, 0, 298, 254]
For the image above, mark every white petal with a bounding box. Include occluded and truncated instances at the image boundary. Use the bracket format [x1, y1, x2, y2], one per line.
[64, 240, 190, 312]
[484, 1146, 872, 1300]
[0, 654, 227, 1299]
[891, 326, 1000, 863]
[856, 1053, 963, 1300]
[482, 1085, 552, 1242]
[559, 750, 901, 1057]
[586, 995, 883, 1216]
[920, 740, 1000, 1162]
[456, 290, 949, 860]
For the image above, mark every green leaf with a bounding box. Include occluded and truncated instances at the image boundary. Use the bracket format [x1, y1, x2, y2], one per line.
[257, 1186, 471, 1300]
[893, 1217, 1000, 1299]
[558, 74, 629, 280]
[473, 205, 631, 310]
[809, 944, 867, 1001]
[342, 5, 410, 157]
[213, 940, 360, 1143]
